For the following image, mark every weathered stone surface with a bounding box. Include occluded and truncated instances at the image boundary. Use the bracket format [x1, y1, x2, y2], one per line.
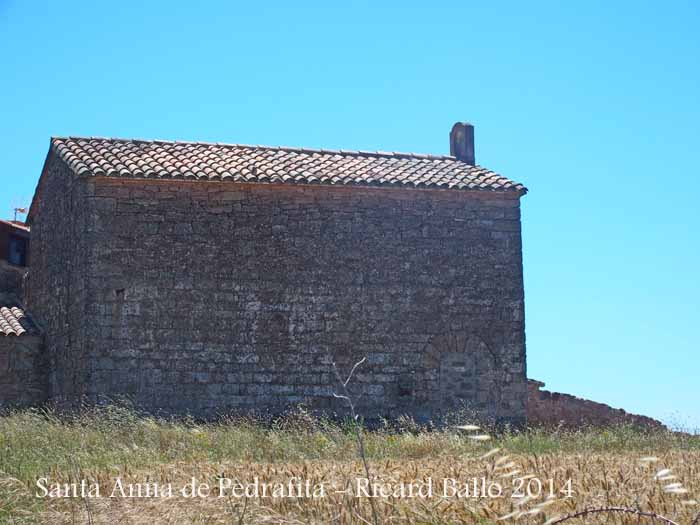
[0, 261, 25, 298]
[0, 333, 46, 408]
[28, 155, 527, 423]
[27, 151, 92, 403]
[527, 380, 664, 429]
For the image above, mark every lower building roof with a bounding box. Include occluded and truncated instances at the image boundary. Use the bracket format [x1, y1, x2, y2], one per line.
[0, 304, 35, 337]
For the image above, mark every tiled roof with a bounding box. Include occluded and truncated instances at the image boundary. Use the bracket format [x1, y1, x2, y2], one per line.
[0, 219, 30, 232]
[0, 305, 31, 336]
[50, 137, 526, 194]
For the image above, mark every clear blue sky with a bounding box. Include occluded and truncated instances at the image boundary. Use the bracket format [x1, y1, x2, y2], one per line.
[1, 1, 698, 430]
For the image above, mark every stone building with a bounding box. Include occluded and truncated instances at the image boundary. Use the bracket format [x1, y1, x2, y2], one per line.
[0, 220, 45, 408]
[0, 294, 44, 408]
[0, 219, 30, 268]
[20, 122, 528, 423]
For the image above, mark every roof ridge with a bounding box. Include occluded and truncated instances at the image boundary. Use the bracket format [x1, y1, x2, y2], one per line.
[51, 136, 460, 162]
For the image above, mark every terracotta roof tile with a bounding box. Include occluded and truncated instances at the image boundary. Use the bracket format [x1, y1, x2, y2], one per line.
[50, 137, 526, 194]
[0, 306, 31, 336]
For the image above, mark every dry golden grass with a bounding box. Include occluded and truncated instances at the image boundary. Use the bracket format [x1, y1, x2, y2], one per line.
[0, 407, 698, 524]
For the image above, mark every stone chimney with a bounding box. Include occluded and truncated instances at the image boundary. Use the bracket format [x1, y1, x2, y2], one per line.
[449, 122, 475, 165]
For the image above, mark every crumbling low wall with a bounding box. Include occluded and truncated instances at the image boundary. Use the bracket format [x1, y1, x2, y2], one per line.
[527, 380, 664, 429]
[0, 334, 47, 408]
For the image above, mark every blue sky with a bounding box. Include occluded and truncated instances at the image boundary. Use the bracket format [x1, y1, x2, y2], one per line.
[1, 1, 698, 430]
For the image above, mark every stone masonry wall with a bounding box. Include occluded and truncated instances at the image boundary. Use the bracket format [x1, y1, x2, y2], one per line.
[34, 169, 527, 423]
[0, 261, 26, 298]
[0, 334, 46, 408]
[27, 153, 92, 404]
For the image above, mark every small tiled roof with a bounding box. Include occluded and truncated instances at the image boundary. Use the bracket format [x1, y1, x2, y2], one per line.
[0, 305, 32, 336]
[0, 219, 30, 233]
[49, 137, 526, 194]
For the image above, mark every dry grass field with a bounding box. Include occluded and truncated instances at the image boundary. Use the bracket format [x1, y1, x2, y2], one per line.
[0, 406, 698, 524]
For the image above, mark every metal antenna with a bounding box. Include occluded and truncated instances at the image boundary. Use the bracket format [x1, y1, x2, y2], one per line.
[13, 207, 27, 222]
